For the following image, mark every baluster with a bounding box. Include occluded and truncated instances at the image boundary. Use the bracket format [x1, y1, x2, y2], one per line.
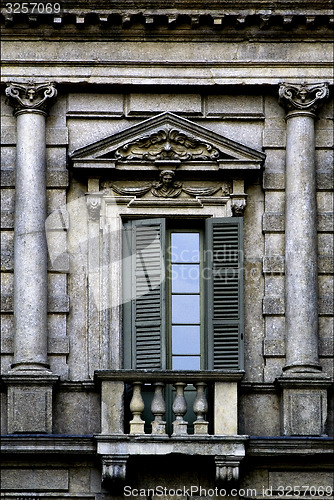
[151, 382, 167, 435]
[129, 381, 145, 434]
[172, 382, 188, 435]
[193, 382, 209, 434]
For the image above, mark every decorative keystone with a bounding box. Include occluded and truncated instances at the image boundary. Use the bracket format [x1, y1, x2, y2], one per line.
[5, 81, 57, 116]
[278, 82, 329, 113]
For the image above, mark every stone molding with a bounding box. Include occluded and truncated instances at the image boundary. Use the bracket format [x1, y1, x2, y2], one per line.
[5, 81, 57, 116]
[278, 82, 329, 114]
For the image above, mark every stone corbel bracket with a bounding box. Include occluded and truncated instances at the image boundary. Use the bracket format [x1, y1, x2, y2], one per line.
[86, 194, 102, 222]
[215, 456, 241, 485]
[102, 455, 129, 489]
[231, 179, 247, 217]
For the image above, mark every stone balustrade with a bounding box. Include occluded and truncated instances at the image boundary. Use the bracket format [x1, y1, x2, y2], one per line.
[95, 370, 246, 487]
[95, 370, 244, 437]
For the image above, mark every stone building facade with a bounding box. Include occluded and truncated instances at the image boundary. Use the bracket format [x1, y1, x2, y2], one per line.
[1, 0, 333, 498]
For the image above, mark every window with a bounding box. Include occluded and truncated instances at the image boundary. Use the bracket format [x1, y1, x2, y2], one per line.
[123, 217, 244, 371]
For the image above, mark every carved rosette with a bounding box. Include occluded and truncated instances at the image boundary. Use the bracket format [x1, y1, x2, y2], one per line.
[5, 81, 57, 116]
[278, 83, 329, 114]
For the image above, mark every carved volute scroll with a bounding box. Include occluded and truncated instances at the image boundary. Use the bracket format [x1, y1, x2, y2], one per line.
[5, 81, 57, 116]
[114, 128, 222, 162]
[278, 82, 329, 113]
[104, 170, 229, 200]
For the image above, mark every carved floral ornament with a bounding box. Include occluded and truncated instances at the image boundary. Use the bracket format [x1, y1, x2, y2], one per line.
[278, 82, 329, 113]
[113, 128, 225, 162]
[103, 170, 231, 199]
[5, 81, 57, 116]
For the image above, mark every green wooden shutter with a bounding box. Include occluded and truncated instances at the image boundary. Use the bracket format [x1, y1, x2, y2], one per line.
[205, 218, 244, 370]
[123, 219, 166, 369]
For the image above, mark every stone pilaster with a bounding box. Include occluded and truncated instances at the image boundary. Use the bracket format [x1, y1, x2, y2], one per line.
[277, 82, 331, 436]
[4, 82, 58, 433]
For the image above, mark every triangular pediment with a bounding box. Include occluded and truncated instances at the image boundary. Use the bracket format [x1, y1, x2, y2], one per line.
[70, 112, 265, 171]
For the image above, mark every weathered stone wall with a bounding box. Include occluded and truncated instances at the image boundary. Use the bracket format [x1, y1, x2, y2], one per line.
[1, 0, 333, 496]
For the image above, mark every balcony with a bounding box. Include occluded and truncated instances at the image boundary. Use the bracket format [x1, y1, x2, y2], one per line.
[94, 370, 248, 488]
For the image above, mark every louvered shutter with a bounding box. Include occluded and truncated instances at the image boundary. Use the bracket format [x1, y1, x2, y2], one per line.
[123, 219, 166, 369]
[205, 218, 244, 370]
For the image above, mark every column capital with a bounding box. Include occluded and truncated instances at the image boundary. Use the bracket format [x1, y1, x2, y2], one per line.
[5, 81, 57, 116]
[279, 82, 329, 114]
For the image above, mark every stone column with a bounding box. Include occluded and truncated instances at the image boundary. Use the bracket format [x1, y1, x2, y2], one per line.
[277, 82, 331, 435]
[3, 82, 58, 433]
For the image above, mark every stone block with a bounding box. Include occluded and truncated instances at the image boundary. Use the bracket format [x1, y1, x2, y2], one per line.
[318, 295, 334, 316]
[265, 191, 285, 213]
[264, 339, 285, 357]
[315, 128, 334, 148]
[263, 172, 285, 190]
[48, 294, 70, 313]
[265, 233, 285, 255]
[269, 471, 334, 490]
[1, 468, 69, 490]
[262, 213, 284, 233]
[263, 255, 285, 274]
[0, 169, 15, 187]
[46, 146, 67, 169]
[68, 93, 124, 114]
[53, 390, 101, 434]
[47, 189, 67, 214]
[263, 129, 285, 148]
[278, 376, 331, 436]
[46, 170, 69, 188]
[318, 255, 334, 274]
[263, 296, 285, 315]
[214, 382, 238, 435]
[316, 173, 333, 192]
[317, 212, 334, 232]
[240, 393, 280, 436]
[319, 337, 334, 357]
[101, 380, 125, 434]
[46, 127, 69, 146]
[206, 94, 263, 116]
[263, 149, 285, 173]
[1, 126, 16, 145]
[264, 358, 285, 382]
[1, 146, 16, 170]
[6, 376, 58, 433]
[127, 93, 202, 115]
[1, 230, 14, 270]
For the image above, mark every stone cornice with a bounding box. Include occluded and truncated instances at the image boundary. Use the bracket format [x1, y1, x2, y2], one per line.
[1, 1, 333, 36]
[0, 435, 96, 455]
[247, 437, 334, 456]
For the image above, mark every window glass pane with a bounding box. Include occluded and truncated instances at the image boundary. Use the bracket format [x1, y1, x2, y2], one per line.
[172, 326, 200, 354]
[171, 264, 200, 293]
[172, 356, 201, 370]
[172, 295, 200, 324]
[171, 233, 200, 263]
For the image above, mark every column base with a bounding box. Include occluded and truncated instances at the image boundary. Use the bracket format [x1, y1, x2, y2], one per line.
[276, 373, 332, 436]
[2, 371, 59, 434]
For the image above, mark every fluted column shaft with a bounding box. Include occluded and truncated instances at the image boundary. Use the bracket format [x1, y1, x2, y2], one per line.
[6, 82, 57, 371]
[279, 83, 329, 373]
